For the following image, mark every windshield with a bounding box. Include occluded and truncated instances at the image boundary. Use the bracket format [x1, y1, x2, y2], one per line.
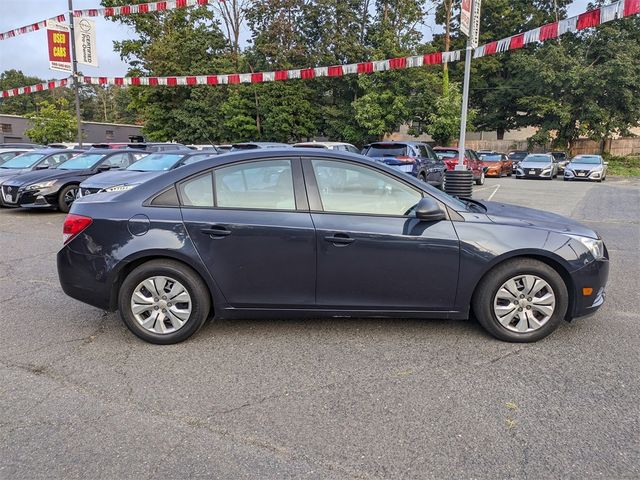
[434, 149, 458, 159]
[479, 154, 502, 161]
[523, 155, 552, 163]
[366, 144, 408, 157]
[571, 155, 602, 164]
[127, 153, 182, 171]
[0, 151, 23, 164]
[508, 151, 528, 160]
[58, 153, 105, 170]
[0, 152, 46, 169]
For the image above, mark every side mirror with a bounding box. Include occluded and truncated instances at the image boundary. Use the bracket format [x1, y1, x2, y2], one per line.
[35, 164, 50, 170]
[415, 197, 446, 222]
[97, 163, 112, 172]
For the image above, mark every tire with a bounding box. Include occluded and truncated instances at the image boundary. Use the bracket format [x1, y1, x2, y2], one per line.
[475, 170, 485, 185]
[418, 172, 427, 182]
[118, 259, 211, 344]
[472, 258, 568, 342]
[58, 184, 79, 213]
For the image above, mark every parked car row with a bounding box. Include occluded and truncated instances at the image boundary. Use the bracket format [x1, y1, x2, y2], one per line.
[514, 153, 607, 181]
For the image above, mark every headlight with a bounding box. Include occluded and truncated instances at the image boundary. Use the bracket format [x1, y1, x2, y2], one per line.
[26, 180, 56, 190]
[104, 184, 135, 192]
[564, 169, 574, 175]
[568, 235, 605, 260]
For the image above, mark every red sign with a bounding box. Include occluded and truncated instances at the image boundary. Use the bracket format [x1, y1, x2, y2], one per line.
[47, 29, 70, 63]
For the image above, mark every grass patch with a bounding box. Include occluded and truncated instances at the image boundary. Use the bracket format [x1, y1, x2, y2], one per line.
[603, 154, 640, 177]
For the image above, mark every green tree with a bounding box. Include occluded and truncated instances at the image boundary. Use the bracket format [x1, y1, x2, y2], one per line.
[24, 99, 77, 144]
[0, 70, 52, 115]
[421, 82, 474, 146]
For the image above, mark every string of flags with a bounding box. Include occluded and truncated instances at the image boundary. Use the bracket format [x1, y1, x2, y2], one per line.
[0, 0, 219, 41]
[1, 0, 639, 98]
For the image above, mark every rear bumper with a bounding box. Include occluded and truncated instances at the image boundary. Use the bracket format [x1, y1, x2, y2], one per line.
[569, 257, 609, 319]
[57, 247, 114, 311]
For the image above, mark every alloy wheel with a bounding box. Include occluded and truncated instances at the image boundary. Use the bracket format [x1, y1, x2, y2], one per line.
[130, 276, 192, 334]
[492, 274, 556, 333]
[64, 187, 78, 207]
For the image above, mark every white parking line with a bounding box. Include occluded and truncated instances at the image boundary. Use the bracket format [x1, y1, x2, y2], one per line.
[487, 184, 501, 201]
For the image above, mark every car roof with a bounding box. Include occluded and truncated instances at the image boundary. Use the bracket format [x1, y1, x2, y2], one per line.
[27, 148, 83, 154]
[294, 141, 353, 147]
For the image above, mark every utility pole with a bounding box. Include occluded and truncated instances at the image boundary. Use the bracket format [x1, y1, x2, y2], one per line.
[68, 0, 83, 146]
[445, 0, 480, 198]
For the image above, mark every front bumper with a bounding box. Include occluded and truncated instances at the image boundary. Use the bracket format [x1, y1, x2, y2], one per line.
[2, 184, 59, 208]
[516, 168, 553, 178]
[568, 257, 609, 319]
[564, 169, 603, 181]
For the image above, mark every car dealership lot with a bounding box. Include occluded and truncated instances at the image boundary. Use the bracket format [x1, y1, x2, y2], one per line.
[1, 176, 639, 479]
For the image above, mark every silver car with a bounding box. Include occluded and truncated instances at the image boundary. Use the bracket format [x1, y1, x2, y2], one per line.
[564, 155, 608, 182]
[515, 154, 559, 180]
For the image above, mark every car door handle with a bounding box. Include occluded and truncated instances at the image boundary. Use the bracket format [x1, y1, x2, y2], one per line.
[324, 233, 355, 245]
[201, 225, 231, 238]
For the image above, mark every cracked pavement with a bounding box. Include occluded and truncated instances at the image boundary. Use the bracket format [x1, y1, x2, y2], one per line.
[0, 176, 639, 479]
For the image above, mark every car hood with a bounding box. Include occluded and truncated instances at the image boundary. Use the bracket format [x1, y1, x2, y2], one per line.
[2, 168, 86, 186]
[0, 168, 30, 180]
[80, 170, 161, 189]
[567, 163, 601, 170]
[482, 201, 597, 238]
[519, 161, 552, 169]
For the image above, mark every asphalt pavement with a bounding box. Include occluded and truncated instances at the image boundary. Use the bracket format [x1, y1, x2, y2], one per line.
[1, 175, 639, 479]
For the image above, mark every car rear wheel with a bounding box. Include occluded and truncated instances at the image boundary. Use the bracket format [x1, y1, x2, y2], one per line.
[472, 258, 568, 342]
[58, 184, 79, 213]
[118, 260, 211, 344]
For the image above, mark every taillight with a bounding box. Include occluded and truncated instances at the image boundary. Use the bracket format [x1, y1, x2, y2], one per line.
[396, 156, 416, 163]
[63, 214, 93, 244]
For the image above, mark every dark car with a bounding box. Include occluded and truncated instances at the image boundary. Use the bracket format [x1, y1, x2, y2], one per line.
[515, 154, 559, 180]
[477, 151, 512, 177]
[58, 149, 609, 345]
[362, 141, 445, 188]
[0, 149, 80, 199]
[433, 147, 485, 185]
[1, 149, 141, 212]
[563, 155, 608, 182]
[547, 151, 569, 172]
[507, 150, 529, 173]
[91, 142, 190, 152]
[78, 150, 219, 197]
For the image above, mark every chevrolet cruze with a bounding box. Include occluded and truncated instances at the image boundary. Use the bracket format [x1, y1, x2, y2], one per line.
[58, 150, 609, 344]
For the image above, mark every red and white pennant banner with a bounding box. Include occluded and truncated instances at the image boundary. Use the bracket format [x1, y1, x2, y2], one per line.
[0, 14, 66, 41]
[73, 0, 219, 18]
[0, 78, 70, 98]
[474, 0, 639, 58]
[0, 0, 220, 41]
[78, 51, 460, 87]
[2, 0, 639, 97]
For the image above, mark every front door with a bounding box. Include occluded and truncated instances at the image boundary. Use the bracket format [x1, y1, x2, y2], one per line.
[305, 157, 459, 311]
[180, 158, 316, 307]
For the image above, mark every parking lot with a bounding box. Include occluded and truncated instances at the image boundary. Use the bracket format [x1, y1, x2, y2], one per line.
[1, 175, 639, 479]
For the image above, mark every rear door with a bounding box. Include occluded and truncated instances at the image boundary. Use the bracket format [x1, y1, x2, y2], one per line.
[180, 157, 316, 307]
[304, 157, 459, 311]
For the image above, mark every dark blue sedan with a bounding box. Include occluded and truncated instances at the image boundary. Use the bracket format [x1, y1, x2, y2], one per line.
[58, 150, 609, 344]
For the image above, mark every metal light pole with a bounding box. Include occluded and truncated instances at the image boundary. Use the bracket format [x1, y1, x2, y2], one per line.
[444, 0, 480, 198]
[68, 0, 83, 146]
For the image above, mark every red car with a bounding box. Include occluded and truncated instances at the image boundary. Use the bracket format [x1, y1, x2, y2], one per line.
[477, 151, 513, 177]
[433, 147, 485, 185]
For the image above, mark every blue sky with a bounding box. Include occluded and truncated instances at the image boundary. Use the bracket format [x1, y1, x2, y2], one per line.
[0, 0, 591, 80]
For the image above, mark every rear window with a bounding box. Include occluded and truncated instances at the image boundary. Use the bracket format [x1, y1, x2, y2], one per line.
[434, 149, 458, 159]
[365, 144, 409, 157]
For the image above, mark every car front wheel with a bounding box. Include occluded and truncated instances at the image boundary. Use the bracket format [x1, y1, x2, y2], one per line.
[118, 259, 211, 344]
[472, 258, 568, 342]
[475, 170, 485, 185]
[58, 184, 79, 213]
